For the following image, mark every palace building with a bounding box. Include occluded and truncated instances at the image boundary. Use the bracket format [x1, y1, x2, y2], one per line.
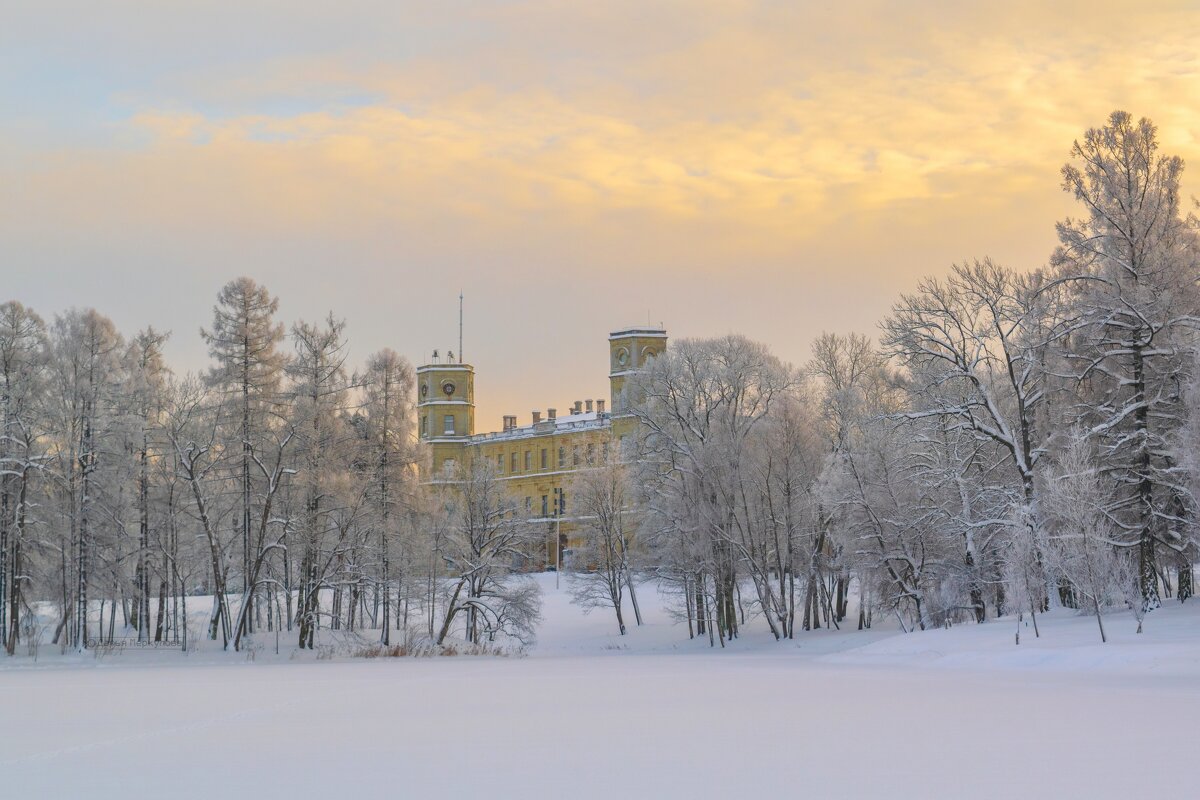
[417, 326, 667, 567]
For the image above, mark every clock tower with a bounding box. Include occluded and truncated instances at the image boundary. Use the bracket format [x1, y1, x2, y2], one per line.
[417, 354, 475, 478]
[608, 326, 667, 420]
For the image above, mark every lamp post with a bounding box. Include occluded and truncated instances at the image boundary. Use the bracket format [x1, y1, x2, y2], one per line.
[553, 488, 563, 589]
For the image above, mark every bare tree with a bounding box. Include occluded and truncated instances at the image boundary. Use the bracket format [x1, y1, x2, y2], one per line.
[566, 447, 641, 635]
[124, 328, 171, 642]
[881, 259, 1073, 614]
[808, 332, 890, 629]
[165, 377, 235, 648]
[289, 315, 353, 649]
[362, 349, 416, 646]
[0, 302, 48, 655]
[435, 461, 542, 646]
[46, 309, 122, 650]
[1043, 428, 1126, 642]
[629, 335, 798, 644]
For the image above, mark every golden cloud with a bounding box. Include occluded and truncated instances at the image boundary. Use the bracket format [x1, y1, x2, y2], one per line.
[5, 0, 1200, 430]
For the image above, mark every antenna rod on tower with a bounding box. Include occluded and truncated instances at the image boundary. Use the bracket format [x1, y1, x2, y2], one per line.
[458, 292, 463, 364]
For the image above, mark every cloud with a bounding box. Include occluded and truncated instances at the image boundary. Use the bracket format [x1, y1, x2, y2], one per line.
[4, 0, 1200, 427]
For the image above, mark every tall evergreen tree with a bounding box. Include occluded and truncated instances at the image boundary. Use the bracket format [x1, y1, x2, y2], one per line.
[201, 278, 286, 636]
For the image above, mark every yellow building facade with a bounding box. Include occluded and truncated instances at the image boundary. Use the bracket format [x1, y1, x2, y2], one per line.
[417, 327, 667, 566]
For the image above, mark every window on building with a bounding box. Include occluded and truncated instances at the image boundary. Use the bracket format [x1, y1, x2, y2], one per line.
[540, 448, 548, 469]
[443, 415, 455, 435]
[524, 450, 531, 470]
[586, 443, 595, 464]
[572, 445, 580, 466]
[420, 416, 427, 437]
[497, 453, 503, 473]
[511, 452, 518, 472]
[602, 441, 610, 463]
[524, 496, 532, 512]
[441, 457, 456, 476]
[541, 495, 548, 517]
[558, 446, 565, 468]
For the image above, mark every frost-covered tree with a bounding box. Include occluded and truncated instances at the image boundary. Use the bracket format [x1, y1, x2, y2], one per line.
[1043, 428, 1127, 642]
[150, 376, 197, 645]
[164, 376, 236, 648]
[288, 315, 351, 650]
[46, 309, 123, 650]
[747, 391, 824, 637]
[629, 335, 798, 644]
[1053, 111, 1200, 610]
[200, 278, 286, 627]
[435, 462, 542, 646]
[361, 348, 417, 646]
[808, 332, 890, 629]
[882, 260, 1070, 613]
[0, 284, 425, 656]
[822, 407, 943, 631]
[0, 302, 48, 654]
[566, 447, 641, 635]
[124, 328, 170, 641]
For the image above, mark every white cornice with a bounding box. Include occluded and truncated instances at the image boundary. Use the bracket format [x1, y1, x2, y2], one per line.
[419, 399, 474, 407]
[417, 364, 474, 373]
[608, 329, 667, 340]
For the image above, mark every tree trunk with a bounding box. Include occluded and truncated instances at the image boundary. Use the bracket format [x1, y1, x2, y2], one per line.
[625, 571, 643, 626]
[1178, 551, 1193, 602]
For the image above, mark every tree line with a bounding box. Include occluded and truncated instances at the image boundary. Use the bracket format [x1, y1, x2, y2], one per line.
[2, 110, 1197, 656]
[0, 278, 448, 654]
[572, 111, 1200, 645]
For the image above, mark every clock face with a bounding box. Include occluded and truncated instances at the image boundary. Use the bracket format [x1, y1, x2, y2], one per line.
[441, 381, 456, 397]
[614, 347, 630, 368]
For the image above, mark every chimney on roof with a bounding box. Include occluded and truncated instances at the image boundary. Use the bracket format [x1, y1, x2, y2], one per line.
[532, 410, 542, 424]
[547, 407, 557, 421]
[597, 399, 606, 414]
[573, 400, 583, 414]
[585, 399, 594, 413]
[503, 415, 517, 431]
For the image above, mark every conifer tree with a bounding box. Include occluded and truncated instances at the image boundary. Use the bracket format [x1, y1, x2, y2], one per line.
[201, 278, 286, 636]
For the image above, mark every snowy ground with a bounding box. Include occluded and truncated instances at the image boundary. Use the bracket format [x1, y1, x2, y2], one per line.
[2, 576, 1198, 799]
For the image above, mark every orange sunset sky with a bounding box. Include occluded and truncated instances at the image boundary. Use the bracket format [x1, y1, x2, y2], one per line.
[3, 0, 1199, 429]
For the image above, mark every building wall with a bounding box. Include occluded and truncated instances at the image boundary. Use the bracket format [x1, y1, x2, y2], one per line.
[418, 327, 666, 566]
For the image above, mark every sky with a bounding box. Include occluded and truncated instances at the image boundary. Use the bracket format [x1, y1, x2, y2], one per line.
[3, 0, 1199, 430]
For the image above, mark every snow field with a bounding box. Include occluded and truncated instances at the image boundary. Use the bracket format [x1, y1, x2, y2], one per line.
[2, 573, 1197, 799]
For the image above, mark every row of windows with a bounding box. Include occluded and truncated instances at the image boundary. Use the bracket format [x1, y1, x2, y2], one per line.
[493, 442, 609, 475]
[524, 489, 567, 518]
